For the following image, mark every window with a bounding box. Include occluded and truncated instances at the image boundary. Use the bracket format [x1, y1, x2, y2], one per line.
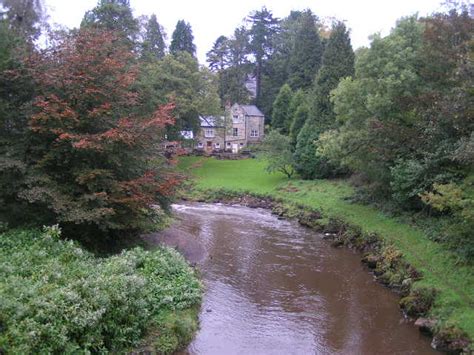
[233, 128, 238, 137]
[197, 142, 203, 148]
[227, 142, 231, 147]
[215, 143, 220, 149]
[204, 129, 214, 138]
[250, 129, 259, 137]
[240, 143, 244, 146]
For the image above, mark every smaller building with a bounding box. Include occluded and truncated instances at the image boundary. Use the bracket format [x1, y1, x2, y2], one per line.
[195, 115, 225, 154]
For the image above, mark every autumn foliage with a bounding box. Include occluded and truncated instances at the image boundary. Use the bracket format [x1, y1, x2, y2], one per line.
[19, 28, 179, 239]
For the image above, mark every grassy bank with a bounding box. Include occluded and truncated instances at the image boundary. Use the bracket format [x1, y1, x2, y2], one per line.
[180, 156, 474, 351]
[0, 227, 201, 354]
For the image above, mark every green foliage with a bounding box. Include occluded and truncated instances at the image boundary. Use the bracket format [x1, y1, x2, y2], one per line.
[141, 14, 166, 60]
[322, 10, 473, 216]
[258, 10, 305, 116]
[246, 7, 280, 104]
[271, 83, 293, 133]
[287, 10, 323, 90]
[209, 28, 252, 105]
[421, 177, 474, 260]
[259, 130, 295, 178]
[206, 35, 229, 72]
[0, 22, 36, 226]
[310, 21, 354, 130]
[81, 0, 139, 46]
[294, 121, 344, 179]
[138, 52, 221, 137]
[170, 20, 196, 56]
[0, 228, 201, 353]
[289, 91, 309, 146]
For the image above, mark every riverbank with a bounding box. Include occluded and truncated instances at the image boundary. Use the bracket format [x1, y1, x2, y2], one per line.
[179, 156, 474, 354]
[0, 227, 202, 354]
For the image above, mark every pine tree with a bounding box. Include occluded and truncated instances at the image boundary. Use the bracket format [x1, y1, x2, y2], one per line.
[206, 35, 229, 72]
[142, 14, 166, 60]
[288, 89, 308, 145]
[311, 21, 354, 131]
[247, 7, 279, 105]
[82, 0, 139, 45]
[170, 20, 196, 56]
[287, 10, 323, 90]
[271, 84, 293, 133]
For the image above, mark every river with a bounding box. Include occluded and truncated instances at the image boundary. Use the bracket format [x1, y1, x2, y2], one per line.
[165, 203, 438, 354]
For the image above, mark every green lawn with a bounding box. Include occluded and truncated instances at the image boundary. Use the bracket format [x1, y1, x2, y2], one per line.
[179, 156, 474, 341]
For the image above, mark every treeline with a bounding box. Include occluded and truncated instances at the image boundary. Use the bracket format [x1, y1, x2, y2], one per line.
[211, 6, 472, 260]
[0, 0, 220, 244]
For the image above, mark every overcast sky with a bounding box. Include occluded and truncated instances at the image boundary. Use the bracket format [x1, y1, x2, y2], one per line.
[44, 0, 443, 64]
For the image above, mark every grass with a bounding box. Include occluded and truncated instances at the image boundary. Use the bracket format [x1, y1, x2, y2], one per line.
[179, 156, 474, 342]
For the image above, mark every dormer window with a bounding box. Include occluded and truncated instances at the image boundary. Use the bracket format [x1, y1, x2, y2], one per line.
[204, 129, 214, 138]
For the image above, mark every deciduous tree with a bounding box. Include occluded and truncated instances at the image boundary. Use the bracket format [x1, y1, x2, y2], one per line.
[22, 28, 178, 241]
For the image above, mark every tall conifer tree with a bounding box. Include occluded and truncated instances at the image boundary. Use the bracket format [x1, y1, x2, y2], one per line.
[142, 14, 166, 60]
[170, 20, 196, 56]
[287, 10, 323, 90]
[311, 21, 354, 130]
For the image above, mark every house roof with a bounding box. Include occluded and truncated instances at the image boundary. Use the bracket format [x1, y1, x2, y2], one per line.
[200, 115, 224, 127]
[240, 105, 264, 117]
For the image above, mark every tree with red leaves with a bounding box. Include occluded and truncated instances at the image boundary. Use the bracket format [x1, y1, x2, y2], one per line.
[21, 28, 179, 242]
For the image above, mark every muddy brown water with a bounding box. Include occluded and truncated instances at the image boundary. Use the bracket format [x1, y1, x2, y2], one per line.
[166, 203, 438, 355]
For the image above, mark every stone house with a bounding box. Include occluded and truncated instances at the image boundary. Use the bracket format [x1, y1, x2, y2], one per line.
[195, 115, 226, 154]
[195, 104, 265, 154]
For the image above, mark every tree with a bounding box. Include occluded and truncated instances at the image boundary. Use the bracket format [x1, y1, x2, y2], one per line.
[321, 11, 473, 209]
[287, 10, 323, 90]
[257, 10, 306, 117]
[271, 83, 292, 133]
[0, 0, 45, 40]
[246, 7, 279, 105]
[21, 28, 178, 241]
[207, 35, 229, 72]
[141, 14, 165, 60]
[310, 21, 354, 131]
[81, 0, 139, 46]
[260, 130, 295, 178]
[138, 52, 221, 138]
[170, 20, 196, 56]
[288, 89, 308, 145]
[0, 21, 35, 226]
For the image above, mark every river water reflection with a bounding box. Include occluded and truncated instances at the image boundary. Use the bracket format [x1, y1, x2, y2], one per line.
[171, 203, 438, 355]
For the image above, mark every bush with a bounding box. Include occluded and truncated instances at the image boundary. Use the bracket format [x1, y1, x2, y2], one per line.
[0, 228, 201, 353]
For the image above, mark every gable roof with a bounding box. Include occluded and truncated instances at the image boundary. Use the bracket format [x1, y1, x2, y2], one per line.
[200, 115, 224, 127]
[240, 105, 264, 117]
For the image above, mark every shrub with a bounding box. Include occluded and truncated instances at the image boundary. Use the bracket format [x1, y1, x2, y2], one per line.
[0, 228, 201, 353]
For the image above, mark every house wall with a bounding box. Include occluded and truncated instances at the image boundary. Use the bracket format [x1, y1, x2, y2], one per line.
[246, 115, 264, 144]
[196, 105, 265, 154]
[195, 127, 225, 153]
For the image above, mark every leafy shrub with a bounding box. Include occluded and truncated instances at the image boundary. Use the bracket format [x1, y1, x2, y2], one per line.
[0, 228, 201, 353]
[421, 177, 474, 261]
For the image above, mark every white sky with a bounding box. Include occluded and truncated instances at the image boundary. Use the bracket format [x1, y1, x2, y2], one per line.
[45, 0, 443, 64]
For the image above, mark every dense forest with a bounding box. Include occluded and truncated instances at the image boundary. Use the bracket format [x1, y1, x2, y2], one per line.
[0, 0, 473, 352]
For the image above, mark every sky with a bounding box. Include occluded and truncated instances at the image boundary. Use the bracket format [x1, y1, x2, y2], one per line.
[44, 0, 444, 64]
